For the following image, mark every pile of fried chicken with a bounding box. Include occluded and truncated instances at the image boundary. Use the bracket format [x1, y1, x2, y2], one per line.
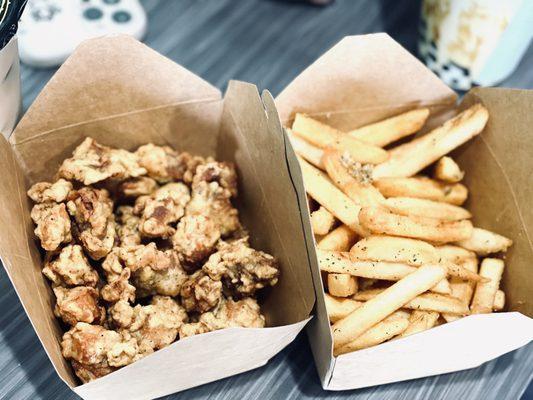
[27, 138, 280, 383]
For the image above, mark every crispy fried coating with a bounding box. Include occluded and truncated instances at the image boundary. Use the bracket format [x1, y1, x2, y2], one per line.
[134, 183, 190, 239]
[118, 176, 158, 198]
[136, 143, 209, 183]
[172, 214, 220, 267]
[116, 206, 141, 246]
[101, 268, 136, 303]
[58, 138, 147, 185]
[30, 202, 72, 251]
[180, 270, 222, 313]
[203, 238, 279, 297]
[179, 298, 264, 339]
[67, 187, 116, 259]
[71, 360, 115, 384]
[27, 179, 73, 203]
[42, 244, 99, 287]
[54, 286, 105, 326]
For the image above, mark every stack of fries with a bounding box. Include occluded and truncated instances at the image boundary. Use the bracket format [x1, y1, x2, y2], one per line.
[288, 105, 513, 356]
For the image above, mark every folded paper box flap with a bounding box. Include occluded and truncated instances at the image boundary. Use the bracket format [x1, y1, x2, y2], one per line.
[0, 37, 314, 398]
[275, 34, 533, 390]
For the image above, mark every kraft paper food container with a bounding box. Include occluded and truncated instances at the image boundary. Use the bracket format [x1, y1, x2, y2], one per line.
[275, 33, 533, 390]
[0, 35, 314, 400]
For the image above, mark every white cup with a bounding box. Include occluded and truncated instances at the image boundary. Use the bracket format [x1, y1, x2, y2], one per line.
[0, 35, 21, 138]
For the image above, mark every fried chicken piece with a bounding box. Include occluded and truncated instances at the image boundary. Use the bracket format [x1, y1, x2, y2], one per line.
[116, 206, 141, 246]
[136, 143, 209, 183]
[172, 214, 220, 267]
[71, 360, 115, 384]
[42, 244, 99, 287]
[118, 176, 158, 198]
[180, 270, 222, 313]
[53, 286, 105, 326]
[134, 183, 190, 239]
[27, 179, 73, 203]
[179, 298, 264, 339]
[203, 238, 279, 297]
[101, 268, 136, 303]
[58, 138, 147, 185]
[30, 203, 72, 251]
[192, 161, 238, 197]
[67, 187, 116, 259]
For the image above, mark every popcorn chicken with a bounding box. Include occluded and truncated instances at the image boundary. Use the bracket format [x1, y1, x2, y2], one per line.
[53, 286, 105, 326]
[27, 179, 73, 203]
[172, 214, 220, 267]
[67, 187, 116, 259]
[30, 202, 72, 251]
[134, 183, 190, 239]
[179, 298, 264, 339]
[42, 244, 99, 287]
[58, 138, 146, 185]
[118, 176, 158, 198]
[116, 205, 141, 246]
[180, 270, 223, 313]
[203, 238, 279, 297]
[136, 143, 209, 183]
[101, 268, 136, 303]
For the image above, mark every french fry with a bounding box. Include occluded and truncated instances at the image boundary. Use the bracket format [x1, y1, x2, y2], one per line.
[437, 245, 477, 264]
[397, 310, 440, 338]
[350, 235, 439, 266]
[322, 149, 385, 207]
[434, 156, 464, 183]
[287, 128, 325, 169]
[348, 108, 430, 147]
[334, 311, 410, 355]
[455, 227, 513, 255]
[353, 289, 469, 315]
[292, 114, 389, 164]
[332, 264, 447, 349]
[299, 158, 367, 235]
[324, 294, 362, 323]
[317, 225, 357, 251]
[374, 176, 468, 205]
[310, 206, 336, 235]
[372, 104, 489, 178]
[383, 197, 471, 221]
[471, 258, 505, 314]
[359, 207, 473, 243]
[493, 289, 505, 311]
[328, 273, 358, 297]
[359, 278, 378, 291]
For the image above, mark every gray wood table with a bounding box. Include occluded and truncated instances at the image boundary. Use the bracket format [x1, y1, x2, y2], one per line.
[2, 1, 532, 399]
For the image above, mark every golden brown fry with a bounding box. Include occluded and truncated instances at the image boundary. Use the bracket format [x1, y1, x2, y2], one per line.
[334, 311, 409, 355]
[397, 310, 440, 338]
[348, 108, 430, 147]
[317, 225, 357, 251]
[328, 273, 358, 297]
[471, 258, 505, 314]
[455, 227, 513, 255]
[292, 114, 388, 164]
[310, 206, 336, 235]
[332, 264, 447, 349]
[372, 104, 489, 178]
[287, 128, 325, 169]
[324, 294, 362, 324]
[374, 176, 468, 205]
[493, 289, 505, 311]
[359, 207, 473, 243]
[433, 156, 464, 183]
[383, 197, 471, 221]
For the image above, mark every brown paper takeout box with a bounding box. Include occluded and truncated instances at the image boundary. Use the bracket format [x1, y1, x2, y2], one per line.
[276, 33, 533, 390]
[0, 35, 315, 400]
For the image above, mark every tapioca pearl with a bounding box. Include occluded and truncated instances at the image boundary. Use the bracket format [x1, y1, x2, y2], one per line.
[83, 7, 103, 20]
[103, 0, 121, 4]
[112, 10, 131, 23]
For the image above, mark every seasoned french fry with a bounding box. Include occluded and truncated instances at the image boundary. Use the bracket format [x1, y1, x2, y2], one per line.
[311, 206, 336, 235]
[287, 128, 325, 169]
[324, 294, 362, 323]
[348, 108, 430, 147]
[437, 245, 477, 264]
[359, 207, 473, 243]
[353, 289, 469, 315]
[383, 197, 471, 221]
[292, 114, 389, 164]
[455, 227, 513, 255]
[350, 235, 439, 266]
[372, 104, 489, 178]
[493, 289, 505, 311]
[328, 273, 358, 297]
[332, 264, 447, 349]
[471, 258, 505, 314]
[299, 158, 367, 235]
[334, 311, 410, 355]
[397, 310, 440, 338]
[434, 156, 464, 183]
[322, 150, 385, 207]
[318, 225, 357, 251]
[358, 278, 378, 291]
[374, 176, 468, 205]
